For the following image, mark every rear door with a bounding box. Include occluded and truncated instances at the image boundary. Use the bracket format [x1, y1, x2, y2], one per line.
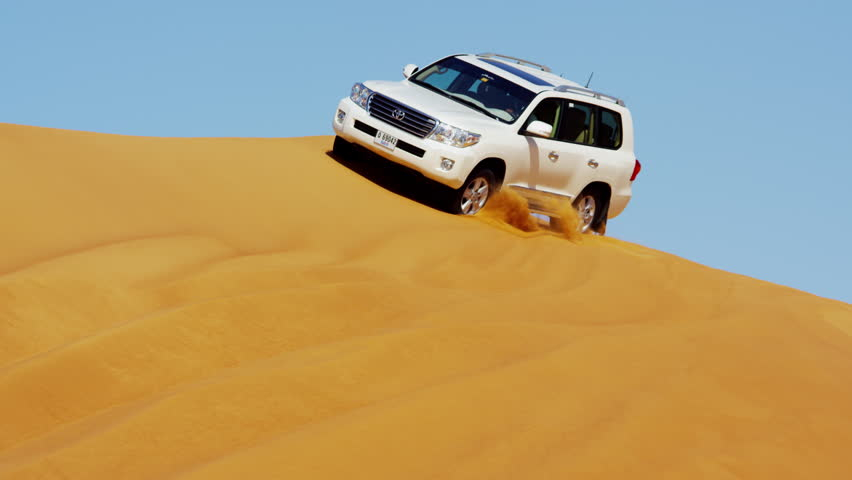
[521, 98, 597, 199]
[585, 106, 628, 191]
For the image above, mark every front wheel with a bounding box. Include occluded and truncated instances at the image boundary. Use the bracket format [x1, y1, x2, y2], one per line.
[449, 169, 495, 215]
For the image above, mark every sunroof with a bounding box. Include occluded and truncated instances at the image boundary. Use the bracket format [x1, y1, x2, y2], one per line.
[481, 59, 553, 87]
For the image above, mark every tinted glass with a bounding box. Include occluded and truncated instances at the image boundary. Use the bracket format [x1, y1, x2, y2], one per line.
[425, 68, 460, 90]
[522, 99, 561, 138]
[556, 102, 594, 145]
[597, 109, 622, 149]
[411, 57, 536, 123]
[480, 59, 554, 86]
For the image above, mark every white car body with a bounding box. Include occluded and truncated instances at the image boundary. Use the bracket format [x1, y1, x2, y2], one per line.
[332, 53, 639, 225]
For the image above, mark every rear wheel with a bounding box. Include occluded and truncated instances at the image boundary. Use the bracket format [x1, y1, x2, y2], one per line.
[575, 187, 611, 235]
[450, 169, 495, 215]
[574, 193, 598, 234]
[550, 189, 608, 235]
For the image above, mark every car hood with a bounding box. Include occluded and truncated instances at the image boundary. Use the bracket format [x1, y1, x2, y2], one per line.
[363, 80, 510, 132]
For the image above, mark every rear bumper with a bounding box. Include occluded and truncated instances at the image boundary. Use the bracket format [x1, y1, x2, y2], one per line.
[607, 185, 632, 219]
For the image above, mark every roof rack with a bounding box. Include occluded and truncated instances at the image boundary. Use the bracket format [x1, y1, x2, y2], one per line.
[554, 84, 626, 107]
[476, 53, 552, 73]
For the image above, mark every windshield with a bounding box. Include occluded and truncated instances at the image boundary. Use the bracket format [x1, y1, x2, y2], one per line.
[411, 57, 536, 123]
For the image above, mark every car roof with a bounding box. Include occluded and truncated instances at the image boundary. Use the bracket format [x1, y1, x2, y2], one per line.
[455, 54, 626, 108]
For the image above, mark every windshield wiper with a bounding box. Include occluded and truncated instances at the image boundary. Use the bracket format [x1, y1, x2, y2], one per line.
[444, 93, 500, 121]
[412, 80, 500, 121]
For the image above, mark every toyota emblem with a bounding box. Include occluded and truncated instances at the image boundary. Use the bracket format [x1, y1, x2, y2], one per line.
[392, 109, 406, 121]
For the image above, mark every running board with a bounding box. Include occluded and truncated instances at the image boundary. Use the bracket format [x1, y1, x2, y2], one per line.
[507, 186, 573, 217]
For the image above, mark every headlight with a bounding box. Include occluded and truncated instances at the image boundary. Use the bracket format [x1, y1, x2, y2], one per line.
[350, 83, 374, 109]
[428, 122, 480, 148]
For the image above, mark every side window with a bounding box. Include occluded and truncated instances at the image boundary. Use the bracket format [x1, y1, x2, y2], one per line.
[596, 109, 622, 149]
[522, 98, 561, 139]
[556, 102, 595, 145]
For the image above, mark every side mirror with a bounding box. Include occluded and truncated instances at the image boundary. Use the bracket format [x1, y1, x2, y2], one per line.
[525, 120, 553, 138]
[402, 64, 419, 78]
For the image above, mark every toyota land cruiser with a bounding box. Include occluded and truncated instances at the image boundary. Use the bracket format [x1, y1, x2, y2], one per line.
[331, 53, 641, 234]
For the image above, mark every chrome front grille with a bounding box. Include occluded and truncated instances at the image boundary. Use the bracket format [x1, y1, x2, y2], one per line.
[367, 94, 437, 138]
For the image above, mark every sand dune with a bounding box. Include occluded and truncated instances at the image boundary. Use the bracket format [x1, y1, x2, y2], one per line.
[1, 123, 850, 479]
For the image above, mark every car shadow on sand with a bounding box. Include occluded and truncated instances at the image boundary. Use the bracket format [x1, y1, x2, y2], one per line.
[325, 147, 454, 213]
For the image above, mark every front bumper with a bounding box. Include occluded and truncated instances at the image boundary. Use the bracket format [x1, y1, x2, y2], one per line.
[332, 97, 477, 189]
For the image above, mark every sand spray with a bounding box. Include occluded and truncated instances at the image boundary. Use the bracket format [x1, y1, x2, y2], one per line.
[482, 189, 581, 241]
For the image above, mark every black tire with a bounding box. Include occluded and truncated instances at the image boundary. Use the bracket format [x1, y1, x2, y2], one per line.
[550, 188, 608, 235]
[573, 189, 606, 234]
[332, 136, 353, 158]
[449, 169, 496, 215]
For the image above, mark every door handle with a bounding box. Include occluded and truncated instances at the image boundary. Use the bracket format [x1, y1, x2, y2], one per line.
[587, 159, 599, 168]
[548, 151, 559, 162]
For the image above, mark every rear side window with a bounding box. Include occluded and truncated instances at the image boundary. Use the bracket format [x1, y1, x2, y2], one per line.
[597, 109, 622, 149]
[556, 102, 594, 145]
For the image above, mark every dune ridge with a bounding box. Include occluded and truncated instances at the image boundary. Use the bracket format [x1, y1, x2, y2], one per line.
[1, 123, 850, 479]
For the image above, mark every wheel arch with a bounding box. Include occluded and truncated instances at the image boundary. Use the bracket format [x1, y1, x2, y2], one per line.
[472, 157, 506, 188]
[578, 181, 612, 203]
[577, 181, 612, 232]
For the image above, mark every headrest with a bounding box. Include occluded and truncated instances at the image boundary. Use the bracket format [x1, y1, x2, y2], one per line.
[563, 107, 586, 124]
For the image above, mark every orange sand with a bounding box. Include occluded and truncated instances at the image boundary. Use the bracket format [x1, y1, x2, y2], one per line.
[1, 123, 851, 479]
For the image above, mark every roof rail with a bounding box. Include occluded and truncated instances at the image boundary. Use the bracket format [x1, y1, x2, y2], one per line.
[554, 84, 626, 107]
[476, 53, 552, 73]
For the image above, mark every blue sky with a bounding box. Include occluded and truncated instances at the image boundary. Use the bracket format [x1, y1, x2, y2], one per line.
[2, 1, 850, 303]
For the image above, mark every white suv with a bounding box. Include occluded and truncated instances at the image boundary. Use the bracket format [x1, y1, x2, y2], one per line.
[332, 53, 640, 234]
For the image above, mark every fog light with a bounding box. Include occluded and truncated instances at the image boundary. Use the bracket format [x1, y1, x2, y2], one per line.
[335, 109, 346, 124]
[440, 158, 455, 171]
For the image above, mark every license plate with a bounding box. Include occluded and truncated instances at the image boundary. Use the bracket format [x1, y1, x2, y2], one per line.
[374, 130, 397, 151]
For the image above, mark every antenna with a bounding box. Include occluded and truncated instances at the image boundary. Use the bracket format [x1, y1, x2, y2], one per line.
[584, 72, 594, 88]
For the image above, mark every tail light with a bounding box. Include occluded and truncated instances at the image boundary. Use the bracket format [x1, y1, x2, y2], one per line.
[630, 159, 641, 181]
